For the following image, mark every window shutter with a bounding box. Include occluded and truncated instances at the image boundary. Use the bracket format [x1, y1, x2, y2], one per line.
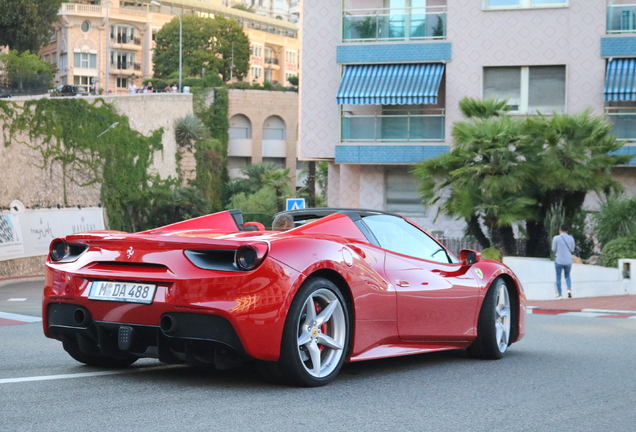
[483, 67, 522, 109]
[74, 53, 81, 68]
[90, 54, 97, 69]
[528, 66, 566, 113]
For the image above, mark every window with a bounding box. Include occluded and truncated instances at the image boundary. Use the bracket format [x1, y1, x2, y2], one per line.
[117, 77, 128, 89]
[50, 53, 57, 65]
[483, 66, 566, 114]
[385, 168, 426, 216]
[251, 45, 262, 57]
[285, 51, 297, 64]
[111, 51, 135, 69]
[362, 214, 453, 263]
[81, 20, 91, 33]
[111, 25, 137, 44]
[485, 0, 567, 9]
[251, 67, 262, 79]
[59, 53, 68, 70]
[74, 53, 97, 69]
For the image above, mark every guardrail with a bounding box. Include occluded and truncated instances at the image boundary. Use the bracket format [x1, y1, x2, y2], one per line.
[343, 5, 446, 42]
[342, 109, 445, 141]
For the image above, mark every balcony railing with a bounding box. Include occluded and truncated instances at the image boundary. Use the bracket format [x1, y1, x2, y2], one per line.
[111, 62, 141, 71]
[342, 109, 445, 141]
[265, 58, 279, 65]
[606, 107, 636, 140]
[111, 36, 142, 45]
[343, 6, 446, 42]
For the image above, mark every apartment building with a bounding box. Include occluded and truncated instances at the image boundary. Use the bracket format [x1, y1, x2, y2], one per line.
[300, 0, 636, 235]
[230, 0, 300, 23]
[39, 0, 299, 93]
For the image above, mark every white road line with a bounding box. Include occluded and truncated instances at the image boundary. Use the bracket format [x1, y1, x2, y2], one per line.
[7, 298, 27, 302]
[0, 365, 182, 384]
[0, 312, 42, 323]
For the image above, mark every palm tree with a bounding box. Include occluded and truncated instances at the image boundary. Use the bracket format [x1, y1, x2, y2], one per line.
[174, 114, 209, 148]
[262, 168, 293, 212]
[414, 109, 536, 255]
[522, 110, 630, 256]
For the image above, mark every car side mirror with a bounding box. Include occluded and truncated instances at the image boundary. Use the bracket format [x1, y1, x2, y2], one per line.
[460, 249, 481, 266]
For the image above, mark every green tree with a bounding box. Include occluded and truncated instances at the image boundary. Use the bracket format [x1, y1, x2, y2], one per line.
[592, 194, 636, 248]
[0, 50, 56, 88]
[214, 15, 250, 81]
[413, 98, 630, 257]
[414, 108, 536, 255]
[262, 168, 293, 212]
[175, 114, 209, 148]
[0, 0, 62, 53]
[232, 4, 255, 13]
[152, 14, 250, 82]
[153, 15, 219, 79]
[522, 110, 630, 256]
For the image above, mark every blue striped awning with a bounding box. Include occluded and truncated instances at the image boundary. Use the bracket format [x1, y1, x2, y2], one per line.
[605, 59, 636, 102]
[336, 63, 445, 105]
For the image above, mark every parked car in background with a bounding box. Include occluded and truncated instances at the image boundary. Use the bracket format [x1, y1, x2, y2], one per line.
[42, 208, 526, 387]
[53, 85, 88, 97]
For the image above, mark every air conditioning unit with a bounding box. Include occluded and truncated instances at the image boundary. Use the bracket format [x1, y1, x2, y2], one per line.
[621, 10, 635, 31]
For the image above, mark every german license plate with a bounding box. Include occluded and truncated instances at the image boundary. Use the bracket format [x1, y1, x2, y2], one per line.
[88, 281, 156, 304]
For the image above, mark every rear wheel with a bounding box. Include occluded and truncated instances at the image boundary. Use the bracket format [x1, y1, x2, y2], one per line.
[65, 348, 138, 368]
[467, 277, 511, 360]
[276, 277, 350, 387]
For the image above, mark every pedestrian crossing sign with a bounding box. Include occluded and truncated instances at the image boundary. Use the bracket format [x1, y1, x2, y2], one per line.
[286, 198, 305, 211]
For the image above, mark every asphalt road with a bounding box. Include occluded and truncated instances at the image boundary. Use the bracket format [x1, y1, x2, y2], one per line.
[1, 281, 636, 432]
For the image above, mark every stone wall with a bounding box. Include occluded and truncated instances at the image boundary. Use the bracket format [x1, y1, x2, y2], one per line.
[0, 93, 191, 209]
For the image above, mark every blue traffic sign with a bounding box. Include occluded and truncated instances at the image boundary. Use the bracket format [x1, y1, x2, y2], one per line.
[286, 198, 305, 211]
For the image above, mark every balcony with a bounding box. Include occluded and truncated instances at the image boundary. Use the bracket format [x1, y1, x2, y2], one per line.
[110, 62, 142, 74]
[606, 107, 636, 140]
[343, 5, 446, 42]
[111, 36, 142, 46]
[607, 1, 636, 33]
[342, 108, 445, 141]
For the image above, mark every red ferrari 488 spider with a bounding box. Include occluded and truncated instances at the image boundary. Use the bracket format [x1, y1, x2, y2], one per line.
[43, 208, 525, 386]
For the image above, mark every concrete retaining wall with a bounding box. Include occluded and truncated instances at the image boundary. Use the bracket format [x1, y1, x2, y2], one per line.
[503, 256, 636, 300]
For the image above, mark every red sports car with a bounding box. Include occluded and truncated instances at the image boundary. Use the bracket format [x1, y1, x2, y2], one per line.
[43, 208, 526, 387]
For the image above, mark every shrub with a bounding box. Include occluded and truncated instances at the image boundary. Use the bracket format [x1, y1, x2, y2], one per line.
[599, 236, 636, 268]
[481, 247, 503, 262]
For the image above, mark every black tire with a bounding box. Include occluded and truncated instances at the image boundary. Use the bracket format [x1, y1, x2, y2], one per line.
[275, 277, 350, 387]
[467, 277, 512, 360]
[65, 348, 138, 368]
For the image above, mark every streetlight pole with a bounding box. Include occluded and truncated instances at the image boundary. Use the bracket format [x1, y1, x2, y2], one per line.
[105, 0, 109, 94]
[151, 1, 182, 92]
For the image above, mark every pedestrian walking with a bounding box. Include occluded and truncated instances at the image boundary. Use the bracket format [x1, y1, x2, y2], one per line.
[552, 223, 575, 299]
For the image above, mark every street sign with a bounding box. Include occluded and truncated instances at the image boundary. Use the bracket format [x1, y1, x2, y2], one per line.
[286, 198, 305, 211]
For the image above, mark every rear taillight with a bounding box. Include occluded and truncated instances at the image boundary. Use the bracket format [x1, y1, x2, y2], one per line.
[235, 243, 269, 271]
[49, 239, 88, 263]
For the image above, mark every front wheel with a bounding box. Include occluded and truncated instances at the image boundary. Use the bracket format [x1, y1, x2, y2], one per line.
[277, 278, 350, 387]
[467, 277, 512, 360]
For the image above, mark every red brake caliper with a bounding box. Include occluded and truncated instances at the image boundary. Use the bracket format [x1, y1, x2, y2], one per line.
[314, 301, 328, 352]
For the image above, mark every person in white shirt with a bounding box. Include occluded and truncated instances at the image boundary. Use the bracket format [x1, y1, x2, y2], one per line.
[552, 223, 575, 299]
[129, 82, 137, 94]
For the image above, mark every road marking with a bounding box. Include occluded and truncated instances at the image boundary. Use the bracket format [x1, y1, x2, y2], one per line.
[7, 298, 27, 302]
[0, 365, 182, 385]
[0, 312, 42, 323]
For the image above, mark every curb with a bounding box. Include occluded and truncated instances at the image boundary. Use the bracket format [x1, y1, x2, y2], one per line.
[528, 306, 636, 318]
[0, 276, 45, 289]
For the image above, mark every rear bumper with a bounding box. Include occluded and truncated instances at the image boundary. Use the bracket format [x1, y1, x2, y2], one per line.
[47, 303, 247, 365]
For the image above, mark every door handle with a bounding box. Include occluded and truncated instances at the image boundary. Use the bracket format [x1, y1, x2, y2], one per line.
[396, 280, 410, 287]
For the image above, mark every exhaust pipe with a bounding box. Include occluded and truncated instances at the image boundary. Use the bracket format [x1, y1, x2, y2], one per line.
[160, 315, 179, 334]
[73, 308, 90, 326]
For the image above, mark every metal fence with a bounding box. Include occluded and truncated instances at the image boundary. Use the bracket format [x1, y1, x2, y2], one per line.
[437, 236, 527, 258]
[0, 73, 50, 97]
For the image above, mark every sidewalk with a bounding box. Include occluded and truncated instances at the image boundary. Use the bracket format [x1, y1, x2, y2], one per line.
[527, 294, 636, 314]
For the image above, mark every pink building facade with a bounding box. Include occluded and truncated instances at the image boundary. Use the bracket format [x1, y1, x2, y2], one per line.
[300, 0, 636, 235]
